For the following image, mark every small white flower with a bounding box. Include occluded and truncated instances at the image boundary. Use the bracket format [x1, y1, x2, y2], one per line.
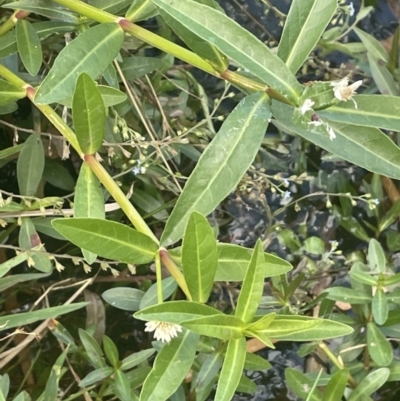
[331, 78, 362, 104]
[327, 126, 336, 141]
[283, 191, 291, 199]
[283, 178, 289, 187]
[132, 166, 140, 175]
[349, 2, 355, 17]
[373, 198, 379, 205]
[299, 98, 315, 115]
[145, 321, 183, 343]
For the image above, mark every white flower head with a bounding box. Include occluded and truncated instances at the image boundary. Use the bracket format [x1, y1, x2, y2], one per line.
[331, 78, 362, 107]
[299, 98, 315, 115]
[145, 320, 183, 343]
[349, 2, 355, 17]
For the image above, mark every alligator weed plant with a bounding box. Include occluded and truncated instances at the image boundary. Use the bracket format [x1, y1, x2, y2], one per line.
[2, 0, 400, 400]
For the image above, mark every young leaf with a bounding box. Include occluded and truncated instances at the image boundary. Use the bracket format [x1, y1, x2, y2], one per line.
[17, 134, 44, 197]
[195, 350, 224, 399]
[272, 101, 400, 180]
[72, 73, 106, 154]
[134, 300, 223, 324]
[74, 163, 105, 264]
[78, 329, 106, 369]
[35, 23, 124, 104]
[325, 287, 372, 304]
[140, 330, 199, 401]
[79, 367, 113, 387]
[16, 19, 42, 76]
[114, 369, 133, 401]
[152, 0, 302, 102]
[181, 315, 245, 340]
[121, 349, 156, 371]
[322, 369, 349, 401]
[52, 218, 158, 265]
[235, 240, 266, 323]
[125, 0, 158, 21]
[277, 0, 337, 74]
[348, 368, 390, 400]
[372, 288, 389, 325]
[182, 211, 218, 302]
[102, 335, 119, 367]
[367, 322, 393, 366]
[215, 337, 246, 401]
[139, 277, 177, 309]
[0, 302, 87, 331]
[368, 239, 386, 273]
[161, 91, 271, 246]
[319, 95, 400, 132]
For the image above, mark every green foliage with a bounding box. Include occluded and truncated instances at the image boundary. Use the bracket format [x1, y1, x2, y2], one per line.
[2, 0, 400, 399]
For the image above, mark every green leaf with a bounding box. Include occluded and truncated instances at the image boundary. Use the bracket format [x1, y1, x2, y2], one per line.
[368, 238, 386, 273]
[0, 80, 26, 105]
[103, 335, 119, 367]
[235, 240, 266, 323]
[90, 0, 132, 14]
[322, 369, 349, 401]
[258, 315, 353, 341]
[4, 0, 79, 23]
[78, 329, 106, 369]
[139, 277, 178, 309]
[368, 53, 400, 96]
[372, 287, 389, 325]
[134, 301, 223, 324]
[348, 368, 390, 400]
[43, 159, 75, 191]
[181, 315, 245, 340]
[126, 0, 159, 21]
[354, 27, 388, 63]
[379, 199, 400, 232]
[367, 322, 393, 366]
[37, 346, 69, 401]
[272, 101, 400, 179]
[195, 352, 223, 400]
[120, 56, 169, 80]
[32, 217, 66, 240]
[97, 86, 127, 107]
[35, 23, 124, 104]
[0, 302, 87, 330]
[0, 273, 49, 293]
[19, 217, 52, 273]
[277, 0, 337, 74]
[244, 352, 271, 371]
[114, 369, 132, 401]
[52, 218, 158, 265]
[161, 91, 271, 246]
[121, 349, 156, 371]
[74, 163, 105, 264]
[17, 134, 44, 196]
[285, 368, 323, 401]
[349, 269, 377, 287]
[215, 337, 246, 401]
[72, 73, 106, 154]
[325, 287, 371, 304]
[318, 95, 400, 132]
[16, 19, 42, 76]
[159, 0, 228, 71]
[216, 243, 292, 281]
[0, 251, 30, 278]
[102, 287, 145, 311]
[152, 0, 302, 102]
[79, 367, 113, 387]
[131, 188, 169, 220]
[182, 211, 218, 302]
[140, 330, 199, 401]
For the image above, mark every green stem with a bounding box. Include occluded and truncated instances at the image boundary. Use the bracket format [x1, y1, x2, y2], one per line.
[0, 64, 27, 88]
[160, 249, 192, 300]
[0, 10, 31, 37]
[155, 251, 163, 304]
[318, 342, 358, 388]
[84, 155, 159, 244]
[25, 87, 83, 158]
[51, 0, 118, 23]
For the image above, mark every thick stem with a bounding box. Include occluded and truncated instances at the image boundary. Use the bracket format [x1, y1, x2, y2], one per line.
[84, 155, 159, 244]
[160, 249, 192, 300]
[51, 0, 117, 23]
